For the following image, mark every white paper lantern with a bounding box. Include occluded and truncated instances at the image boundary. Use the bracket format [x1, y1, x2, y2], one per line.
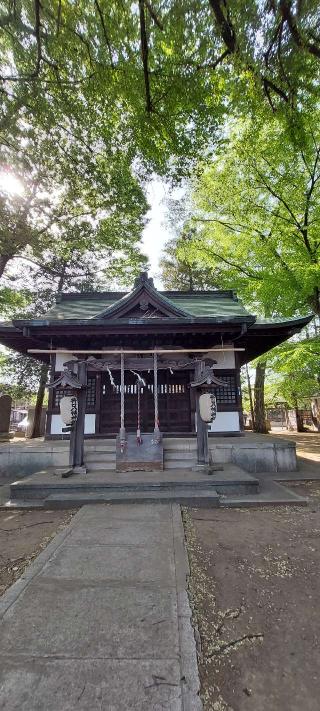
[199, 393, 217, 423]
[60, 395, 78, 426]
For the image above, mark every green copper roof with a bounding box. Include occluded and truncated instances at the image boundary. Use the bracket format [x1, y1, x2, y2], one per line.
[168, 295, 249, 318]
[44, 296, 120, 320]
[43, 290, 251, 321]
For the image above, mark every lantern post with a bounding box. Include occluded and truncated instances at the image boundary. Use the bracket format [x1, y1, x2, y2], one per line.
[191, 360, 227, 472]
[47, 360, 87, 476]
[69, 360, 87, 472]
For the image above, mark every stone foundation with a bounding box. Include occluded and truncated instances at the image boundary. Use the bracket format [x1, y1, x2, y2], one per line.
[0, 433, 297, 477]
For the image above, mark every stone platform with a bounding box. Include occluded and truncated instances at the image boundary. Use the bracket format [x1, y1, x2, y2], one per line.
[8, 466, 257, 507]
[5, 466, 308, 509]
[0, 433, 298, 477]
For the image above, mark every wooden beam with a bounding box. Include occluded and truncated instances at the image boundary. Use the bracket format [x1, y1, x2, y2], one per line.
[28, 347, 245, 354]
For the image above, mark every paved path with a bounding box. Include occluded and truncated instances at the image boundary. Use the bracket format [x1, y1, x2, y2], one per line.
[0, 504, 201, 711]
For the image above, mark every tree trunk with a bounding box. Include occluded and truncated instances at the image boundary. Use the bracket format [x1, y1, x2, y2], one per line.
[309, 287, 320, 317]
[57, 262, 67, 292]
[253, 360, 268, 434]
[0, 254, 12, 279]
[30, 261, 68, 438]
[30, 363, 49, 438]
[292, 394, 305, 433]
[311, 398, 320, 432]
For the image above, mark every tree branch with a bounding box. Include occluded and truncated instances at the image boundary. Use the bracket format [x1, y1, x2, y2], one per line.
[56, 0, 62, 36]
[138, 0, 153, 113]
[208, 0, 237, 53]
[94, 0, 114, 68]
[144, 0, 163, 31]
[262, 76, 289, 105]
[280, 0, 320, 59]
[196, 49, 231, 70]
[31, 0, 41, 77]
[301, 146, 320, 258]
[203, 246, 262, 279]
[193, 217, 243, 233]
[254, 166, 302, 230]
[0, 0, 41, 82]
[257, 231, 300, 286]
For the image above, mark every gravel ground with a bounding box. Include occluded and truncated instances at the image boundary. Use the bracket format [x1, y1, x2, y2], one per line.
[184, 481, 320, 711]
[0, 508, 75, 597]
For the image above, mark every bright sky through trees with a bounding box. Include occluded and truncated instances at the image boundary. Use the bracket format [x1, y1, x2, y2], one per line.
[142, 179, 173, 286]
[0, 171, 24, 197]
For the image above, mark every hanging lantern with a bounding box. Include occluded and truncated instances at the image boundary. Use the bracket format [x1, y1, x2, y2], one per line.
[60, 395, 78, 426]
[199, 393, 217, 423]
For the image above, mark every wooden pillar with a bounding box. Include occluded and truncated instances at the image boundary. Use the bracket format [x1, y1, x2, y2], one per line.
[153, 352, 161, 440]
[195, 361, 209, 466]
[235, 353, 244, 431]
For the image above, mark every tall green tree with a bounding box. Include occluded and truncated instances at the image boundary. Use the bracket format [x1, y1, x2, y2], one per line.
[1, 0, 320, 176]
[185, 116, 320, 317]
[0, 129, 148, 283]
[161, 115, 320, 431]
[267, 337, 320, 407]
[1, 243, 148, 436]
[160, 233, 216, 290]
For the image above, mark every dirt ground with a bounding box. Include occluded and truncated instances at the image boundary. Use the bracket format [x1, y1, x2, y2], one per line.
[273, 431, 320, 463]
[0, 508, 75, 597]
[184, 480, 320, 711]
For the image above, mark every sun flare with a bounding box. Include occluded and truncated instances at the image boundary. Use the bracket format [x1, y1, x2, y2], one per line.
[0, 170, 24, 196]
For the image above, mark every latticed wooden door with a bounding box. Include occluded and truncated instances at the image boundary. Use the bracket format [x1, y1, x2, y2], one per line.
[99, 369, 191, 434]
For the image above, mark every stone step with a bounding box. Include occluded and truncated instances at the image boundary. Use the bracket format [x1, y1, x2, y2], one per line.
[164, 450, 197, 461]
[10, 473, 258, 501]
[2, 499, 44, 509]
[163, 440, 197, 452]
[219, 480, 308, 507]
[11, 478, 219, 498]
[84, 452, 116, 462]
[165, 460, 197, 470]
[44, 489, 220, 508]
[85, 462, 116, 471]
[84, 444, 116, 453]
[220, 496, 308, 508]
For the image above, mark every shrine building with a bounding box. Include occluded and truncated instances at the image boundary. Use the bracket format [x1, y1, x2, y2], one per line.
[0, 272, 310, 441]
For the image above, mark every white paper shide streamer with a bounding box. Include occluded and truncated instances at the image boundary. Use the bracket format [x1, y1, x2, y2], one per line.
[130, 370, 146, 386]
[60, 395, 78, 426]
[199, 393, 217, 423]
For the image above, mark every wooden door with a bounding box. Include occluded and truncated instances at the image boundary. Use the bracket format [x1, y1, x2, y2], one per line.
[99, 369, 191, 434]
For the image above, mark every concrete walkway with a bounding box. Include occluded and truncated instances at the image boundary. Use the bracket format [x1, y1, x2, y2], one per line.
[0, 504, 201, 711]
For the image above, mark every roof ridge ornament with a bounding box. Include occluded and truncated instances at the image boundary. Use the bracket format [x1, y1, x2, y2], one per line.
[134, 271, 154, 288]
[95, 272, 191, 320]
